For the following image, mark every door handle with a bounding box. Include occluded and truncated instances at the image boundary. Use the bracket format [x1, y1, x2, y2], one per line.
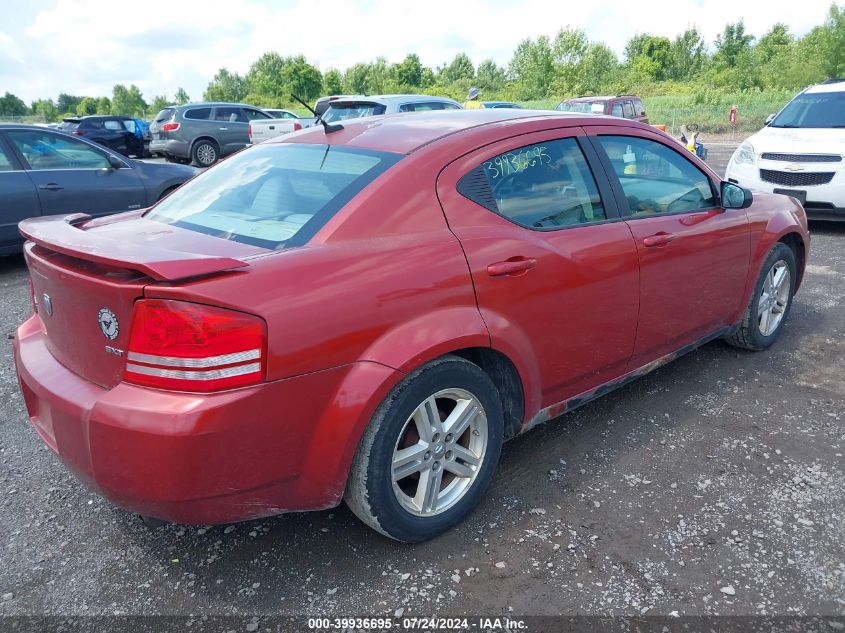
[218, 127, 228, 131]
[38, 183, 63, 191]
[642, 232, 674, 247]
[487, 257, 537, 277]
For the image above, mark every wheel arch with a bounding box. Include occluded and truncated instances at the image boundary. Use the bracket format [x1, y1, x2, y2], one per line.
[777, 231, 806, 291]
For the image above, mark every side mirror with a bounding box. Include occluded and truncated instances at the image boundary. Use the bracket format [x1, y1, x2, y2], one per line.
[722, 181, 753, 209]
[765, 113, 775, 125]
[107, 154, 123, 170]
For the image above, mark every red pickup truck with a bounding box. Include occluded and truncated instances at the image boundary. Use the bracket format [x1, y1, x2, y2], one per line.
[555, 95, 649, 124]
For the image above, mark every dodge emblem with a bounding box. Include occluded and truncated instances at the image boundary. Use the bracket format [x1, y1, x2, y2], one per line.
[98, 308, 119, 341]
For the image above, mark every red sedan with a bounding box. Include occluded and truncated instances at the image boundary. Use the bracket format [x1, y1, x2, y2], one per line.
[14, 110, 809, 542]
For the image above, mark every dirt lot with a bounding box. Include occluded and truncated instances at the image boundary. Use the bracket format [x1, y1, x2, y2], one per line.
[0, 208, 843, 624]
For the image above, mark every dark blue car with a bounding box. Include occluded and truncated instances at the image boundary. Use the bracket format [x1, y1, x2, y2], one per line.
[0, 125, 198, 256]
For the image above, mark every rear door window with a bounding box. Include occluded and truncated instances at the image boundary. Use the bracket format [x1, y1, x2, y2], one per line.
[8, 130, 110, 170]
[146, 143, 402, 249]
[458, 137, 607, 229]
[103, 120, 124, 131]
[184, 107, 212, 120]
[611, 102, 623, 117]
[214, 107, 247, 123]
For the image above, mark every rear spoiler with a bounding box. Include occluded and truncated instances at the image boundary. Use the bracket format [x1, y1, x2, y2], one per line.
[19, 214, 249, 281]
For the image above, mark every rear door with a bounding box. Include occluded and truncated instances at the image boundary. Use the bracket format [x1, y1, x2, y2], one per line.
[7, 129, 147, 218]
[587, 127, 750, 367]
[438, 128, 639, 408]
[0, 134, 40, 252]
[212, 106, 249, 155]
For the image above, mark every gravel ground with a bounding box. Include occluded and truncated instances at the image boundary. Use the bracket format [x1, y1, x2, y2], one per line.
[1, 207, 843, 620]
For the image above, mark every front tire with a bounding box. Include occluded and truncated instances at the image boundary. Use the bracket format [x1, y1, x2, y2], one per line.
[345, 356, 504, 542]
[725, 242, 796, 351]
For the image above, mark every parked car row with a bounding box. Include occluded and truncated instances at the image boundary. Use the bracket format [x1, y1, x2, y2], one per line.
[58, 115, 151, 158]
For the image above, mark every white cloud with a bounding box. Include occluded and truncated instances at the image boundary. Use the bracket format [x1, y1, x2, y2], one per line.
[2, 0, 836, 103]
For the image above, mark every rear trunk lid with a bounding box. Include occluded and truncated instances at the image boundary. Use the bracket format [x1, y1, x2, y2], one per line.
[21, 212, 263, 389]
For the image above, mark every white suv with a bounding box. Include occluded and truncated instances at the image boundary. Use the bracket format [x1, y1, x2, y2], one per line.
[725, 79, 845, 221]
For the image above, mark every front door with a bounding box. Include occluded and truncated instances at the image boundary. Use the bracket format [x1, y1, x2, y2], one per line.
[587, 128, 750, 368]
[438, 128, 640, 411]
[6, 129, 147, 218]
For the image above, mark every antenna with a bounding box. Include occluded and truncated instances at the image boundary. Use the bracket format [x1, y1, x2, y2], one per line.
[290, 94, 343, 134]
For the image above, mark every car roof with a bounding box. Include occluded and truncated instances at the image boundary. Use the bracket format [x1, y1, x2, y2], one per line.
[329, 94, 460, 105]
[564, 96, 628, 103]
[805, 80, 845, 94]
[172, 102, 265, 109]
[279, 109, 629, 154]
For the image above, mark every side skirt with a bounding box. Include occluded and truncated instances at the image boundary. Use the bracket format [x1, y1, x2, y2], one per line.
[521, 324, 738, 434]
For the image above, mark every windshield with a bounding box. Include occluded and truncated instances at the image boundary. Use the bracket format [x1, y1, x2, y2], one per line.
[556, 101, 604, 113]
[770, 91, 845, 128]
[321, 102, 387, 123]
[146, 143, 402, 249]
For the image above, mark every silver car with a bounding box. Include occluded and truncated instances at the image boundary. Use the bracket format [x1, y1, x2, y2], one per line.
[320, 95, 462, 123]
[149, 102, 273, 167]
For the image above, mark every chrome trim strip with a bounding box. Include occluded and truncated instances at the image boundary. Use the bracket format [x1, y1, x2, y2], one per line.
[126, 349, 260, 368]
[125, 362, 261, 381]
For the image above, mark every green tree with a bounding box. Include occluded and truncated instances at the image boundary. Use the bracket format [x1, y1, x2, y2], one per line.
[625, 34, 672, 80]
[76, 96, 98, 116]
[0, 91, 28, 117]
[173, 87, 190, 104]
[445, 53, 475, 83]
[96, 96, 111, 114]
[148, 95, 170, 117]
[204, 68, 246, 102]
[476, 59, 506, 92]
[757, 23, 793, 63]
[343, 62, 370, 93]
[394, 53, 423, 87]
[668, 27, 707, 81]
[715, 20, 755, 68]
[323, 69, 343, 95]
[578, 43, 618, 94]
[111, 84, 147, 116]
[31, 99, 57, 122]
[820, 3, 845, 77]
[509, 36, 555, 98]
[281, 55, 323, 101]
[56, 94, 83, 114]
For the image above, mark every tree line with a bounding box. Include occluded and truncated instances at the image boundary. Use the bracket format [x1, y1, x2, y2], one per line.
[2, 4, 843, 121]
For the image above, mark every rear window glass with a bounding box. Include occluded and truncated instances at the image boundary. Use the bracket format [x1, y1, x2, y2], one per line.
[154, 108, 175, 123]
[58, 120, 80, 131]
[556, 101, 605, 114]
[322, 102, 387, 123]
[146, 143, 402, 249]
[184, 108, 212, 121]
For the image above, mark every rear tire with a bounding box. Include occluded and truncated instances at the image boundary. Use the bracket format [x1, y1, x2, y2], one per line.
[345, 356, 503, 542]
[725, 242, 796, 351]
[191, 140, 219, 167]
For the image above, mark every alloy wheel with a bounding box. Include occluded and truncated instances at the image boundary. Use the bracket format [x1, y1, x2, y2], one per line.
[758, 260, 791, 337]
[391, 388, 488, 517]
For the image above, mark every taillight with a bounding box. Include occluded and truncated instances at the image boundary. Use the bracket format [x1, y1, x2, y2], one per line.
[124, 299, 265, 392]
[72, 130, 82, 135]
[293, 122, 302, 131]
[161, 122, 180, 132]
[247, 124, 252, 140]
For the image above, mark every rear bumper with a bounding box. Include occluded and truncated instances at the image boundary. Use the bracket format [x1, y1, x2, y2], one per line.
[150, 138, 190, 159]
[14, 315, 398, 524]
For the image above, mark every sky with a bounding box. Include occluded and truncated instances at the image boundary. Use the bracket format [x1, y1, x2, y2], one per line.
[0, 0, 837, 104]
